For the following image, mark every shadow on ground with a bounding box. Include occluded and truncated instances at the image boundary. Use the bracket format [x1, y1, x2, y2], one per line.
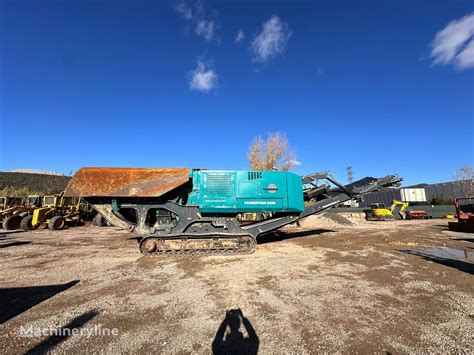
[0, 230, 27, 236]
[0, 236, 15, 241]
[26, 310, 99, 354]
[452, 238, 474, 243]
[0, 241, 32, 249]
[212, 309, 259, 355]
[129, 228, 335, 246]
[258, 228, 335, 244]
[400, 249, 474, 275]
[0, 280, 80, 324]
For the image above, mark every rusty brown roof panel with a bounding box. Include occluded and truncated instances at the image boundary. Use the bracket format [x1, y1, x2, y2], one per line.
[64, 167, 190, 197]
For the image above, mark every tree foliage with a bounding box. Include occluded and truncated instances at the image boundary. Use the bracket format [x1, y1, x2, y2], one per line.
[0, 172, 71, 198]
[247, 132, 297, 171]
[429, 195, 454, 205]
[453, 165, 474, 198]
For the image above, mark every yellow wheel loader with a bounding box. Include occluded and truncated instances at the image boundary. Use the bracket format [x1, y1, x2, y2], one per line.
[0, 197, 23, 211]
[21, 194, 84, 231]
[1, 195, 42, 230]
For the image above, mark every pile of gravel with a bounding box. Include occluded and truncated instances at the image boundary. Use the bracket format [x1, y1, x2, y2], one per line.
[297, 212, 355, 229]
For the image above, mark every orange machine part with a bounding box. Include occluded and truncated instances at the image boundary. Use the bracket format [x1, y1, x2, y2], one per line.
[64, 167, 190, 197]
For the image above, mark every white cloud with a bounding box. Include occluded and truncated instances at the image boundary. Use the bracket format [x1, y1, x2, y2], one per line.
[235, 29, 245, 43]
[290, 160, 302, 166]
[188, 59, 218, 92]
[454, 38, 474, 69]
[430, 13, 474, 70]
[176, 1, 192, 20]
[251, 15, 292, 62]
[175, 0, 218, 42]
[195, 20, 216, 42]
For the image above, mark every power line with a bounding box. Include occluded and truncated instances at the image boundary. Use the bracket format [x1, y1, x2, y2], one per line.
[346, 166, 353, 184]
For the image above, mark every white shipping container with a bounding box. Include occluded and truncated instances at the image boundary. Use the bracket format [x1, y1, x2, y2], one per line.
[400, 188, 427, 202]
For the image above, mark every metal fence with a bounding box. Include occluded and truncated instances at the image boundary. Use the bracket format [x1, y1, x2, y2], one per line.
[332, 205, 456, 218]
[358, 180, 469, 207]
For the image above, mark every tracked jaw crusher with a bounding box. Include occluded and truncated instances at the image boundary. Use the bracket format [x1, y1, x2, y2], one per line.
[64, 168, 402, 256]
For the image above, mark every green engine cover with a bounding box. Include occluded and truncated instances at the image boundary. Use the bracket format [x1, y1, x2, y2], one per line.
[187, 170, 304, 213]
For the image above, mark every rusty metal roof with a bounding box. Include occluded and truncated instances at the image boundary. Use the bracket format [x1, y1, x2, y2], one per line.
[64, 167, 190, 197]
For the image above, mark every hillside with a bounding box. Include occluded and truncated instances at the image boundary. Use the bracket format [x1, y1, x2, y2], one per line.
[0, 171, 72, 196]
[9, 169, 62, 176]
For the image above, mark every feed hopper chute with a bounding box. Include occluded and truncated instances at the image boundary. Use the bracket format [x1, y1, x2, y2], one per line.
[64, 167, 191, 197]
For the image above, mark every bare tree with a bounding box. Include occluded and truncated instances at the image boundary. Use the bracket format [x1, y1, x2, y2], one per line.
[247, 132, 297, 171]
[453, 165, 474, 197]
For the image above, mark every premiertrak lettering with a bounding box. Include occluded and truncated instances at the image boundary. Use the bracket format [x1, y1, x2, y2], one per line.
[243, 201, 277, 205]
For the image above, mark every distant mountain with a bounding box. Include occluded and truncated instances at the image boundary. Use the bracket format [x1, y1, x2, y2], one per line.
[0, 171, 72, 195]
[9, 169, 63, 176]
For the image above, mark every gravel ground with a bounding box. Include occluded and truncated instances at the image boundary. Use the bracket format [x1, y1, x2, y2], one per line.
[0, 219, 473, 353]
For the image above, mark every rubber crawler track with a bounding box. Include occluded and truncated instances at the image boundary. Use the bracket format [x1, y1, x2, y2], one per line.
[139, 234, 256, 256]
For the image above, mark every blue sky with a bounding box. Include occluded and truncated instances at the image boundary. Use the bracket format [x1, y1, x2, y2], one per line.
[0, 0, 473, 185]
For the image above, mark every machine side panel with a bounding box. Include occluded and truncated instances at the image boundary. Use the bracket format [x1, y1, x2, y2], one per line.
[235, 171, 285, 212]
[286, 172, 305, 212]
[193, 170, 303, 213]
[199, 171, 237, 210]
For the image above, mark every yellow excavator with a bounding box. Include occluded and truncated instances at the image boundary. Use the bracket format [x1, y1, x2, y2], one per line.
[365, 200, 409, 221]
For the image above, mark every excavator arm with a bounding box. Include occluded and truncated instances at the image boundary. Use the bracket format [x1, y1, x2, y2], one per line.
[390, 199, 409, 219]
[390, 200, 409, 213]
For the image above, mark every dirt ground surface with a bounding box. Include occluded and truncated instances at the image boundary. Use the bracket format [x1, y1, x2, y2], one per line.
[0, 218, 473, 353]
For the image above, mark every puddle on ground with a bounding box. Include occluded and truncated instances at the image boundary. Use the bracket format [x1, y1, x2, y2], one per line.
[417, 247, 473, 260]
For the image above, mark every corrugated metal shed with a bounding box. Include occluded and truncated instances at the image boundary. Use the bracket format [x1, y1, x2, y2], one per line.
[424, 182, 459, 202]
[360, 189, 401, 207]
[359, 180, 469, 207]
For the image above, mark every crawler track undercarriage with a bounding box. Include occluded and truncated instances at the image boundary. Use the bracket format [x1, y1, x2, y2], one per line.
[140, 234, 256, 256]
